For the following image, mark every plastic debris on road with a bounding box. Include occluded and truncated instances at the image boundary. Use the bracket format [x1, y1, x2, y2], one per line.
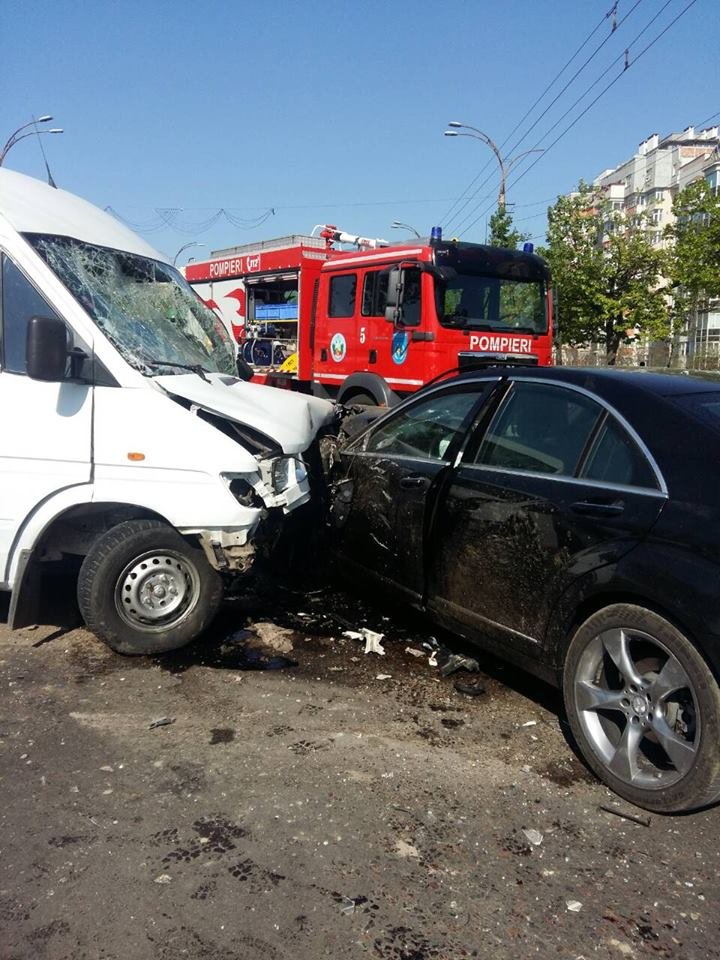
[149, 717, 174, 729]
[566, 900, 583, 912]
[522, 828, 543, 846]
[342, 628, 386, 656]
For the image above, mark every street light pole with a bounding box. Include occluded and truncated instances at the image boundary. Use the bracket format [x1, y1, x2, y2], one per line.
[444, 121, 543, 210]
[173, 242, 205, 266]
[0, 116, 62, 167]
[390, 220, 422, 239]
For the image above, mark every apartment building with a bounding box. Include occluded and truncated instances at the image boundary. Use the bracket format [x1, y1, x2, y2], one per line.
[592, 126, 720, 361]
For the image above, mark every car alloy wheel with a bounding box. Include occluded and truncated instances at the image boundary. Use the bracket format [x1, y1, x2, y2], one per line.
[573, 626, 698, 791]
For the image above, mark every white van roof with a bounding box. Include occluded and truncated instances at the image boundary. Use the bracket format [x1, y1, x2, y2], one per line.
[0, 168, 165, 262]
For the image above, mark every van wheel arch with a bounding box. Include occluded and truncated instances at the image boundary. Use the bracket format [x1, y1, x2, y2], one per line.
[8, 503, 177, 630]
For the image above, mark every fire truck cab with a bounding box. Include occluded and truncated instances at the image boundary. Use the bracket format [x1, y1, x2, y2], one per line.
[185, 229, 552, 406]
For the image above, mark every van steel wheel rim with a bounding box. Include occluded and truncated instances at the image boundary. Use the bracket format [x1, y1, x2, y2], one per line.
[574, 627, 699, 791]
[114, 551, 201, 632]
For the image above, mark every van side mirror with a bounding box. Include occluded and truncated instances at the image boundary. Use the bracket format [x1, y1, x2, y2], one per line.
[26, 315, 68, 382]
[384, 267, 404, 325]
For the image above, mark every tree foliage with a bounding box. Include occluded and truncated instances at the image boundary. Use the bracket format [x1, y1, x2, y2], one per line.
[665, 179, 720, 308]
[541, 182, 669, 363]
[488, 206, 528, 249]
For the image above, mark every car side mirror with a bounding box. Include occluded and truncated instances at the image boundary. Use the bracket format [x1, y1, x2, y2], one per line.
[26, 315, 69, 382]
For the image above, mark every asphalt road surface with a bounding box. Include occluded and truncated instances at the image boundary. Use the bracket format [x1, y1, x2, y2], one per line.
[1, 579, 718, 960]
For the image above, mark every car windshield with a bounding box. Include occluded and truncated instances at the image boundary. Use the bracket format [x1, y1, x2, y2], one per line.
[26, 234, 237, 377]
[435, 273, 547, 334]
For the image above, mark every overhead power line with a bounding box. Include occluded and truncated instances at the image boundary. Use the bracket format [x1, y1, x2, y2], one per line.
[458, 0, 699, 238]
[444, 0, 645, 232]
[694, 109, 720, 128]
[452, 0, 675, 236]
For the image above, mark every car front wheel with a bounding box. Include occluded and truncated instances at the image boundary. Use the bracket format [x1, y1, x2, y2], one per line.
[77, 519, 223, 655]
[563, 604, 720, 813]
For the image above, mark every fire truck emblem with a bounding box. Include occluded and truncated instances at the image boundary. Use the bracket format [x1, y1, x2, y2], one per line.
[391, 330, 409, 365]
[330, 332, 347, 362]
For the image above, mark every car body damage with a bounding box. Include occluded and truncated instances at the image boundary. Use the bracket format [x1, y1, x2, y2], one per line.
[323, 367, 720, 813]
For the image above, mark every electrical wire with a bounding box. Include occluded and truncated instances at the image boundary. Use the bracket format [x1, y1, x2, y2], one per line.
[452, 0, 675, 236]
[443, 0, 645, 232]
[694, 109, 720, 129]
[458, 0, 699, 238]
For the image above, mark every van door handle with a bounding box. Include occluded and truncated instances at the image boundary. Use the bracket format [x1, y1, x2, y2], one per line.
[399, 475, 427, 489]
[571, 499, 625, 517]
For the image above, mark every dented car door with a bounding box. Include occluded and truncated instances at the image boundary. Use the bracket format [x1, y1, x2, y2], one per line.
[428, 379, 667, 652]
[333, 384, 493, 602]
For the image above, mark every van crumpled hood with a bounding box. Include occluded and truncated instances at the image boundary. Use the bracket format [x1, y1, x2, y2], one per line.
[154, 374, 335, 455]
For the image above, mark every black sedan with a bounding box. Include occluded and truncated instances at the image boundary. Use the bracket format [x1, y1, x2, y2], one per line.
[330, 367, 720, 812]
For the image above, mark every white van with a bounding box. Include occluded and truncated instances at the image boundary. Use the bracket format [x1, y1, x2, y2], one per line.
[0, 169, 334, 654]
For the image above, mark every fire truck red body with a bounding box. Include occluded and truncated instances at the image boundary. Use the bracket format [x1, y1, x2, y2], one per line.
[184, 228, 553, 405]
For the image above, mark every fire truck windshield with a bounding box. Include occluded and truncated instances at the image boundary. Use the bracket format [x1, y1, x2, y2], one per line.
[434, 273, 547, 334]
[27, 234, 237, 377]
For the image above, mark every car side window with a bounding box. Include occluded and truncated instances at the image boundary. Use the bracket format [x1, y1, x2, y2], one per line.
[328, 274, 357, 318]
[475, 381, 601, 476]
[365, 389, 483, 461]
[579, 415, 658, 489]
[1, 254, 60, 375]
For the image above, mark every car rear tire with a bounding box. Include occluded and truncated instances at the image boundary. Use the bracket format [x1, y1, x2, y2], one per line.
[77, 519, 223, 655]
[563, 604, 720, 813]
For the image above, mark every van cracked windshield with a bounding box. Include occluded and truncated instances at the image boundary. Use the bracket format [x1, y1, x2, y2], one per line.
[27, 234, 237, 377]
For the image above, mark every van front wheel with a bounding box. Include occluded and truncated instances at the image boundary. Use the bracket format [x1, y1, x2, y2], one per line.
[77, 519, 223, 655]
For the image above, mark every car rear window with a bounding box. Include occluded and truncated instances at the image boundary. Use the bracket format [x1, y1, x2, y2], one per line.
[670, 392, 720, 430]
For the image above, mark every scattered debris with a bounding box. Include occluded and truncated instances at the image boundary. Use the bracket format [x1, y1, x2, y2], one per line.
[404, 647, 426, 658]
[343, 627, 386, 656]
[522, 828, 543, 847]
[149, 718, 174, 729]
[566, 900, 583, 912]
[394, 839, 420, 859]
[219, 632, 298, 671]
[376, 674, 392, 681]
[599, 804, 651, 828]
[153, 874, 172, 884]
[248, 622, 295, 654]
[439, 652, 480, 678]
[521, 720, 538, 728]
[453, 677, 486, 697]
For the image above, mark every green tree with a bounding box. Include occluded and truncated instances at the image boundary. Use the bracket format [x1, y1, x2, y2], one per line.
[488, 205, 529, 249]
[665, 178, 720, 327]
[542, 182, 669, 364]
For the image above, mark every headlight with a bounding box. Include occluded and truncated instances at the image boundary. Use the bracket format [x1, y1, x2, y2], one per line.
[272, 456, 307, 493]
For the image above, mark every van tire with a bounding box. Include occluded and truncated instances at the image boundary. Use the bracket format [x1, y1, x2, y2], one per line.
[77, 519, 223, 655]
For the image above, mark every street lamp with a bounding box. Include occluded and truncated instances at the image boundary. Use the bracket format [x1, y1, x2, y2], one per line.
[444, 121, 542, 210]
[390, 220, 422, 239]
[0, 117, 62, 166]
[173, 242, 205, 266]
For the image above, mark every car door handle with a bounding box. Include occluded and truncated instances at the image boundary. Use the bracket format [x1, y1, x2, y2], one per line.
[399, 475, 427, 489]
[571, 499, 625, 517]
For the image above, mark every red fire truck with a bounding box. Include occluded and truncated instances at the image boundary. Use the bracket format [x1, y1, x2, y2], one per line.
[184, 226, 553, 406]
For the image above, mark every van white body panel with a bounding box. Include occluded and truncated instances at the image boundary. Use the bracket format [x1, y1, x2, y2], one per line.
[0, 168, 334, 601]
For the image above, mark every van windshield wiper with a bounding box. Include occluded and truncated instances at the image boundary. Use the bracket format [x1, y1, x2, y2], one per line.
[144, 358, 211, 382]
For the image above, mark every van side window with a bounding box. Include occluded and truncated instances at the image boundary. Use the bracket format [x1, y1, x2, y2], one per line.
[328, 274, 357, 318]
[1, 255, 60, 375]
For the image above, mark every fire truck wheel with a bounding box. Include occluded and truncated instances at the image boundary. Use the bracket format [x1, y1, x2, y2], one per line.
[346, 391, 377, 407]
[77, 519, 223, 655]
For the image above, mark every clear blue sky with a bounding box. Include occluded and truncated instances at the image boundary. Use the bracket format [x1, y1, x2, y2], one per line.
[1, 0, 717, 262]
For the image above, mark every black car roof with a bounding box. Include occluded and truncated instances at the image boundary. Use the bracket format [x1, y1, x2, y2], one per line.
[448, 365, 720, 398]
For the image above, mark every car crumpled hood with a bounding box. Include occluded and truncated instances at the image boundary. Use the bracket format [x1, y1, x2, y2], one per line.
[154, 374, 335, 455]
